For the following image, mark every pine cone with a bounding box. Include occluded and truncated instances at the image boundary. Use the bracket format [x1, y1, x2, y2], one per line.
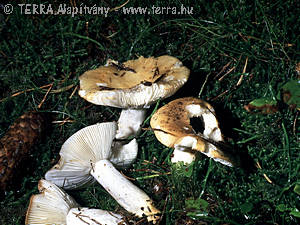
[0, 112, 46, 191]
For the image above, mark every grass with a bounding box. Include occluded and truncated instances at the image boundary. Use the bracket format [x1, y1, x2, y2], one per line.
[0, 0, 299, 224]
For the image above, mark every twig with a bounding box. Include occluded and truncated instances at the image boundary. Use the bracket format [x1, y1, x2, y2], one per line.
[242, 34, 294, 47]
[120, 171, 136, 181]
[38, 83, 53, 109]
[236, 56, 248, 86]
[255, 161, 273, 184]
[219, 53, 238, 62]
[218, 66, 236, 81]
[156, 194, 169, 225]
[52, 118, 74, 126]
[69, 85, 78, 99]
[53, 119, 74, 124]
[210, 56, 248, 101]
[135, 218, 146, 224]
[49, 84, 75, 93]
[110, 0, 130, 12]
[209, 90, 229, 101]
[70, 0, 76, 8]
[51, 110, 74, 118]
[214, 61, 232, 79]
[0, 84, 52, 103]
[238, 32, 249, 42]
[198, 72, 210, 98]
[0, 83, 76, 103]
[0, 50, 8, 58]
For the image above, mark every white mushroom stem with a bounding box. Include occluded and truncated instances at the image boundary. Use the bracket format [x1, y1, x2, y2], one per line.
[171, 136, 199, 164]
[67, 208, 125, 225]
[91, 159, 160, 223]
[116, 108, 147, 139]
[171, 146, 196, 164]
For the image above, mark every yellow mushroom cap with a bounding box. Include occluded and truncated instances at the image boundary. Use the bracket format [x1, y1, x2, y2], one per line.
[79, 55, 190, 108]
[150, 97, 236, 166]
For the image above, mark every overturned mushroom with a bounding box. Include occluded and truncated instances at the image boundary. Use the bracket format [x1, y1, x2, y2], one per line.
[26, 179, 125, 225]
[150, 97, 237, 166]
[79, 55, 190, 139]
[45, 122, 160, 223]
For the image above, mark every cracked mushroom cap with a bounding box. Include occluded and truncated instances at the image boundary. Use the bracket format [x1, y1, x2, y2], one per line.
[150, 97, 236, 166]
[79, 55, 190, 108]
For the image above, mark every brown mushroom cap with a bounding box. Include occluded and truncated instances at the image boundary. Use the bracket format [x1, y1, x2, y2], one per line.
[79, 55, 190, 108]
[150, 97, 236, 166]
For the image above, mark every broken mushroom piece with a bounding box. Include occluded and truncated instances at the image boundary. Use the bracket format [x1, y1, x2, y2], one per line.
[45, 122, 160, 223]
[150, 97, 237, 166]
[25, 179, 125, 225]
[79, 55, 190, 139]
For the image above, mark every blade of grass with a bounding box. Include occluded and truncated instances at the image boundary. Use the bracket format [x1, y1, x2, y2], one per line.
[281, 122, 291, 182]
[237, 134, 263, 144]
[139, 99, 161, 138]
[64, 32, 106, 51]
[200, 159, 214, 198]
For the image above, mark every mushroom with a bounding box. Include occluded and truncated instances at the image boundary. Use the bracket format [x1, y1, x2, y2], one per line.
[25, 179, 125, 225]
[45, 122, 160, 223]
[150, 97, 237, 166]
[78, 55, 190, 139]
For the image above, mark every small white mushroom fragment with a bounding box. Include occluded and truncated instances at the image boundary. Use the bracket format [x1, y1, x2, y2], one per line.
[171, 146, 197, 164]
[79, 55, 190, 139]
[66, 208, 125, 225]
[45, 122, 160, 223]
[150, 97, 236, 166]
[110, 137, 140, 168]
[25, 179, 125, 225]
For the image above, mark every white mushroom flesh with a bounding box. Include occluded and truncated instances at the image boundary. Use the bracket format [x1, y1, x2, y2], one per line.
[66, 208, 125, 225]
[171, 146, 196, 164]
[91, 159, 160, 223]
